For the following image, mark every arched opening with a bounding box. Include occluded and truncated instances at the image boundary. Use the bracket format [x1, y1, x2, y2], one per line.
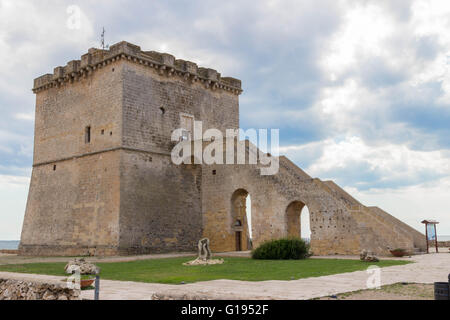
[286, 201, 311, 242]
[231, 189, 252, 251]
[301, 206, 311, 243]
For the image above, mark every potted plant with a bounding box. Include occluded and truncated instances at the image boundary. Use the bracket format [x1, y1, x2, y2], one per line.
[65, 275, 95, 289]
[80, 275, 95, 289]
[390, 248, 407, 257]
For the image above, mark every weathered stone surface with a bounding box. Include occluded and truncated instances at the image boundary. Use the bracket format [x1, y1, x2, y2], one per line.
[64, 258, 100, 275]
[183, 238, 224, 265]
[183, 258, 224, 266]
[0, 278, 80, 300]
[198, 238, 212, 261]
[20, 41, 238, 257]
[360, 250, 379, 262]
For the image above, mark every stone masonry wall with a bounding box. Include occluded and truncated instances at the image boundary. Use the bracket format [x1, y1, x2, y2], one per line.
[20, 59, 124, 256]
[0, 278, 80, 300]
[202, 144, 423, 255]
[122, 62, 239, 155]
[117, 46, 239, 254]
[21, 41, 242, 256]
[437, 241, 450, 247]
[118, 151, 203, 254]
[20, 151, 121, 256]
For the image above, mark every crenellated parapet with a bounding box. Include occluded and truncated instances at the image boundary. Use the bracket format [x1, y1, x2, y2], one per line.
[32, 41, 243, 95]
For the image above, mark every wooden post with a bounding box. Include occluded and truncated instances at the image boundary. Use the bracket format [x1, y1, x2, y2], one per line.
[422, 220, 439, 254]
[434, 224, 439, 253]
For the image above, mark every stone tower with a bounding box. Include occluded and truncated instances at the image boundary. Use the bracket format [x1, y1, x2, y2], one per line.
[19, 41, 242, 256]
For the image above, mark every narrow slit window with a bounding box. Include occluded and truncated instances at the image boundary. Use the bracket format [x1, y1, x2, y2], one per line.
[85, 126, 91, 143]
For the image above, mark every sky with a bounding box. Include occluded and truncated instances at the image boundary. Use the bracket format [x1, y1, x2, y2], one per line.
[0, 0, 450, 240]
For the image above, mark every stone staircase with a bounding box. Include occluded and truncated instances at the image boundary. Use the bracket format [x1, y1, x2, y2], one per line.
[321, 179, 426, 254]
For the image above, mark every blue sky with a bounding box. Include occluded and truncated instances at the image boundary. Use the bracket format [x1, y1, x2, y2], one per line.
[0, 0, 450, 239]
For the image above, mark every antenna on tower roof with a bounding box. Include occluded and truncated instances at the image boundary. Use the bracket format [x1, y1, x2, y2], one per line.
[100, 27, 109, 51]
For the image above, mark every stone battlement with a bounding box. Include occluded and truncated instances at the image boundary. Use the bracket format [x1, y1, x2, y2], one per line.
[33, 41, 242, 95]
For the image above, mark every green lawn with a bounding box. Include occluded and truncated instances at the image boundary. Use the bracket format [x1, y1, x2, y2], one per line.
[0, 257, 411, 284]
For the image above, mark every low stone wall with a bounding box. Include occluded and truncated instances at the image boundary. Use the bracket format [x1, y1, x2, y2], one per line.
[0, 250, 18, 254]
[151, 289, 268, 300]
[0, 278, 81, 300]
[437, 241, 450, 247]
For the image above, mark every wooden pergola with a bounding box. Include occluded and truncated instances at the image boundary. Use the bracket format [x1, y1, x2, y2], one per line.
[421, 220, 439, 253]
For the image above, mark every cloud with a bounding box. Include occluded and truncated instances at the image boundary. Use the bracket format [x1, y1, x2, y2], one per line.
[346, 176, 450, 234]
[0, 174, 30, 188]
[281, 136, 450, 189]
[0, 174, 29, 240]
[1, 0, 450, 238]
[14, 113, 34, 121]
[281, 135, 450, 233]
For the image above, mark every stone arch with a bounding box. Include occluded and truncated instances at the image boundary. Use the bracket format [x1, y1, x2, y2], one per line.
[230, 189, 251, 251]
[285, 200, 311, 240]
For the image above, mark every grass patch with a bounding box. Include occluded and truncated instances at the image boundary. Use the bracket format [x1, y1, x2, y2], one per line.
[317, 282, 433, 300]
[0, 257, 411, 284]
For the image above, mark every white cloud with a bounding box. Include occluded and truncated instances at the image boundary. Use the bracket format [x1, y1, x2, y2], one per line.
[0, 174, 30, 188]
[0, 1, 94, 94]
[308, 136, 450, 176]
[409, 0, 450, 103]
[14, 113, 34, 121]
[321, 2, 396, 79]
[346, 176, 450, 235]
[0, 129, 32, 156]
[281, 135, 450, 191]
[125, 33, 243, 76]
[281, 137, 450, 234]
[0, 174, 29, 240]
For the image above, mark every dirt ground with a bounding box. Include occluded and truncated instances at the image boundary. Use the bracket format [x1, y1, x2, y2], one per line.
[318, 283, 434, 300]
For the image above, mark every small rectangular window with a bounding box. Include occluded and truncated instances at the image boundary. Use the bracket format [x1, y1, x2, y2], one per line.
[180, 130, 190, 141]
[85, 126, 91, 143]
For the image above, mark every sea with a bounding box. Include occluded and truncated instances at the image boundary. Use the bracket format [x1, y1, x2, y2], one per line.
[0, 240, 20, 250]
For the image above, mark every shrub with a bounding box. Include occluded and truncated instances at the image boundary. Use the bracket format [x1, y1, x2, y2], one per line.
[251, 238, 310, 260]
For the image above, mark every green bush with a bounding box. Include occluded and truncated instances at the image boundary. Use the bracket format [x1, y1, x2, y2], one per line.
[251, 238, 310, 260]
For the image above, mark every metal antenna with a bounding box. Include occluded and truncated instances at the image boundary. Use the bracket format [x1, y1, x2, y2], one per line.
[101, 27, 109, 51]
